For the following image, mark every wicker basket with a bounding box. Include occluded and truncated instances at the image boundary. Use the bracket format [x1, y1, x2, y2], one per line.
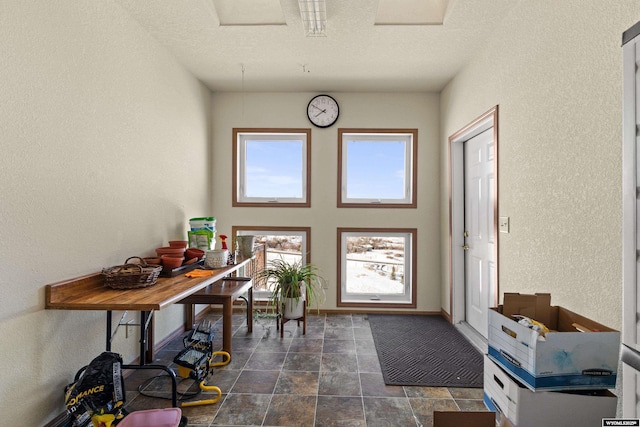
[102, 256, 162, 289]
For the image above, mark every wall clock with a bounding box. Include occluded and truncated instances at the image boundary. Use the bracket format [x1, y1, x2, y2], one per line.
[307, 95, 339, 128]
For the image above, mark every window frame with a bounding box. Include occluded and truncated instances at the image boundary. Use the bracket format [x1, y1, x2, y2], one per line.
[232, 225, 311, 301]
[337, 128, 418, 208]
[337, 227, 417, 308]
[233, 128, 311, 207]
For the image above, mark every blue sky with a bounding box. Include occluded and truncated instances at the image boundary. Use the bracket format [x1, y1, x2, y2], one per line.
[245, 138, 406, 199]
[346, 140, 406, 199]
[246, 140, 303, 198]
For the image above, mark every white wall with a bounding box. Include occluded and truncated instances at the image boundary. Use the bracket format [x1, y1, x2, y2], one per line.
[211, 92, 442, 313]
[0, 1, 211, 425]
[440, 1, 640, 330]
[7, 1, 636, 424]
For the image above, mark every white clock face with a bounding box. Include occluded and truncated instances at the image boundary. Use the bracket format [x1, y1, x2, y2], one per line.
[307, 95, 339, 128]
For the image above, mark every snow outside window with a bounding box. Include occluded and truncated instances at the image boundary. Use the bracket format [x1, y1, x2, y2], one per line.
[338, 228, 416, 307]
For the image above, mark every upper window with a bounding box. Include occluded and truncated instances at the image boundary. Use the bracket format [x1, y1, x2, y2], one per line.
[233, 128, 311, 207]
[338, 129, 417, 208]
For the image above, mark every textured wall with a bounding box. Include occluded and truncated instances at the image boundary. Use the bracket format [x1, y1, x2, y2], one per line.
[0, 1, 211, 425]
[210, 92, 442, 313]
[440, 1, 640, 330]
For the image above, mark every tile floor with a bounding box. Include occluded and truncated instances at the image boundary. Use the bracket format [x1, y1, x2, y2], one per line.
[123, 311, 489, 427]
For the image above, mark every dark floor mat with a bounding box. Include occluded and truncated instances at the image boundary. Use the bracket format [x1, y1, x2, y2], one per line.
[368, 314, 483, 388]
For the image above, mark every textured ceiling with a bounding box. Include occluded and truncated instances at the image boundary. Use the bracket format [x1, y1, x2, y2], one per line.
[115, 0, 517, 92]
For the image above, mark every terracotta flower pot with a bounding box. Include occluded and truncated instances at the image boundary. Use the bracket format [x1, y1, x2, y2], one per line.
[156, 247, 185, 257]
[161, 255, 184, 270]
[185, 248, 205, 261]
[168, 240, 188, 249]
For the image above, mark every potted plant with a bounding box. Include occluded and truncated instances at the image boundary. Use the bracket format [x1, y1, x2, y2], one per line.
[257, 257, 325, 319]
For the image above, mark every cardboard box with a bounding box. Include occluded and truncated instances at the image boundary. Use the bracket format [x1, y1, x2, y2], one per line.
[433, 411, 496, 427]
[488, 293, 620, 390]
[484, 355, 617, 427]
[501, 293, 552, 327]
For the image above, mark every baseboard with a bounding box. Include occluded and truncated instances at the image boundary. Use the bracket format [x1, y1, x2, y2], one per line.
[204, 303, 440, 317]
[44, 412, 69, 427]
[440, 308, 451, 322]
[154, 325, 187, 352]
[314, 308, 441, 316]
[455, 321, 488, 354]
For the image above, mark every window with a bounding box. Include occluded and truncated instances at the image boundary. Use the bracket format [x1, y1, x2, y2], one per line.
[337, 228, 417, 308]
[338, 129, 417, 208]
[232, 226, 310, 301]
[233, 128, 311, 207]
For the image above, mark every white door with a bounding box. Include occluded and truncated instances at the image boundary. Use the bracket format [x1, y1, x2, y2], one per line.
[464, 129, 495, 338]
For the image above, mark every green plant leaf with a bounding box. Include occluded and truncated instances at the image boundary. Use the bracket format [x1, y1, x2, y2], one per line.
[256, 255, 326, 314]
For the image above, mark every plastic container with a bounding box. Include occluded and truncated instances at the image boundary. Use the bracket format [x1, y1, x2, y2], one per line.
[188, 230, 216, 251]
[189, 217, 216, 232]
[188, 217, 216, 250]
[117, 408, 182, 427]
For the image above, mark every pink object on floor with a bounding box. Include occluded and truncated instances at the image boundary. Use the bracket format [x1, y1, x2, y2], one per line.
[117, 408, 182, 427]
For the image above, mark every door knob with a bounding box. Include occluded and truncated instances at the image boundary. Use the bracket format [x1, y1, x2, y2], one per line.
[462, 244, 469, 250]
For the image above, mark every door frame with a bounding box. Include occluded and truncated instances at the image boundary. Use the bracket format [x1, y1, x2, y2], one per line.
[448, 105, 500, 329]
[622, 24, 639, 417]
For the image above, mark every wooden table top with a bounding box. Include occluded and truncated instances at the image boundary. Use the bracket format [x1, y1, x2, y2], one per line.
[177, 277, 253, 305]
[45, 258, 252, 312]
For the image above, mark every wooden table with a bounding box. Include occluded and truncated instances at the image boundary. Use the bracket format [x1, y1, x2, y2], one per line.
[177, 277, 253, 355]
[45, 258, 254, 407]
[45, 258, 253, 362]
